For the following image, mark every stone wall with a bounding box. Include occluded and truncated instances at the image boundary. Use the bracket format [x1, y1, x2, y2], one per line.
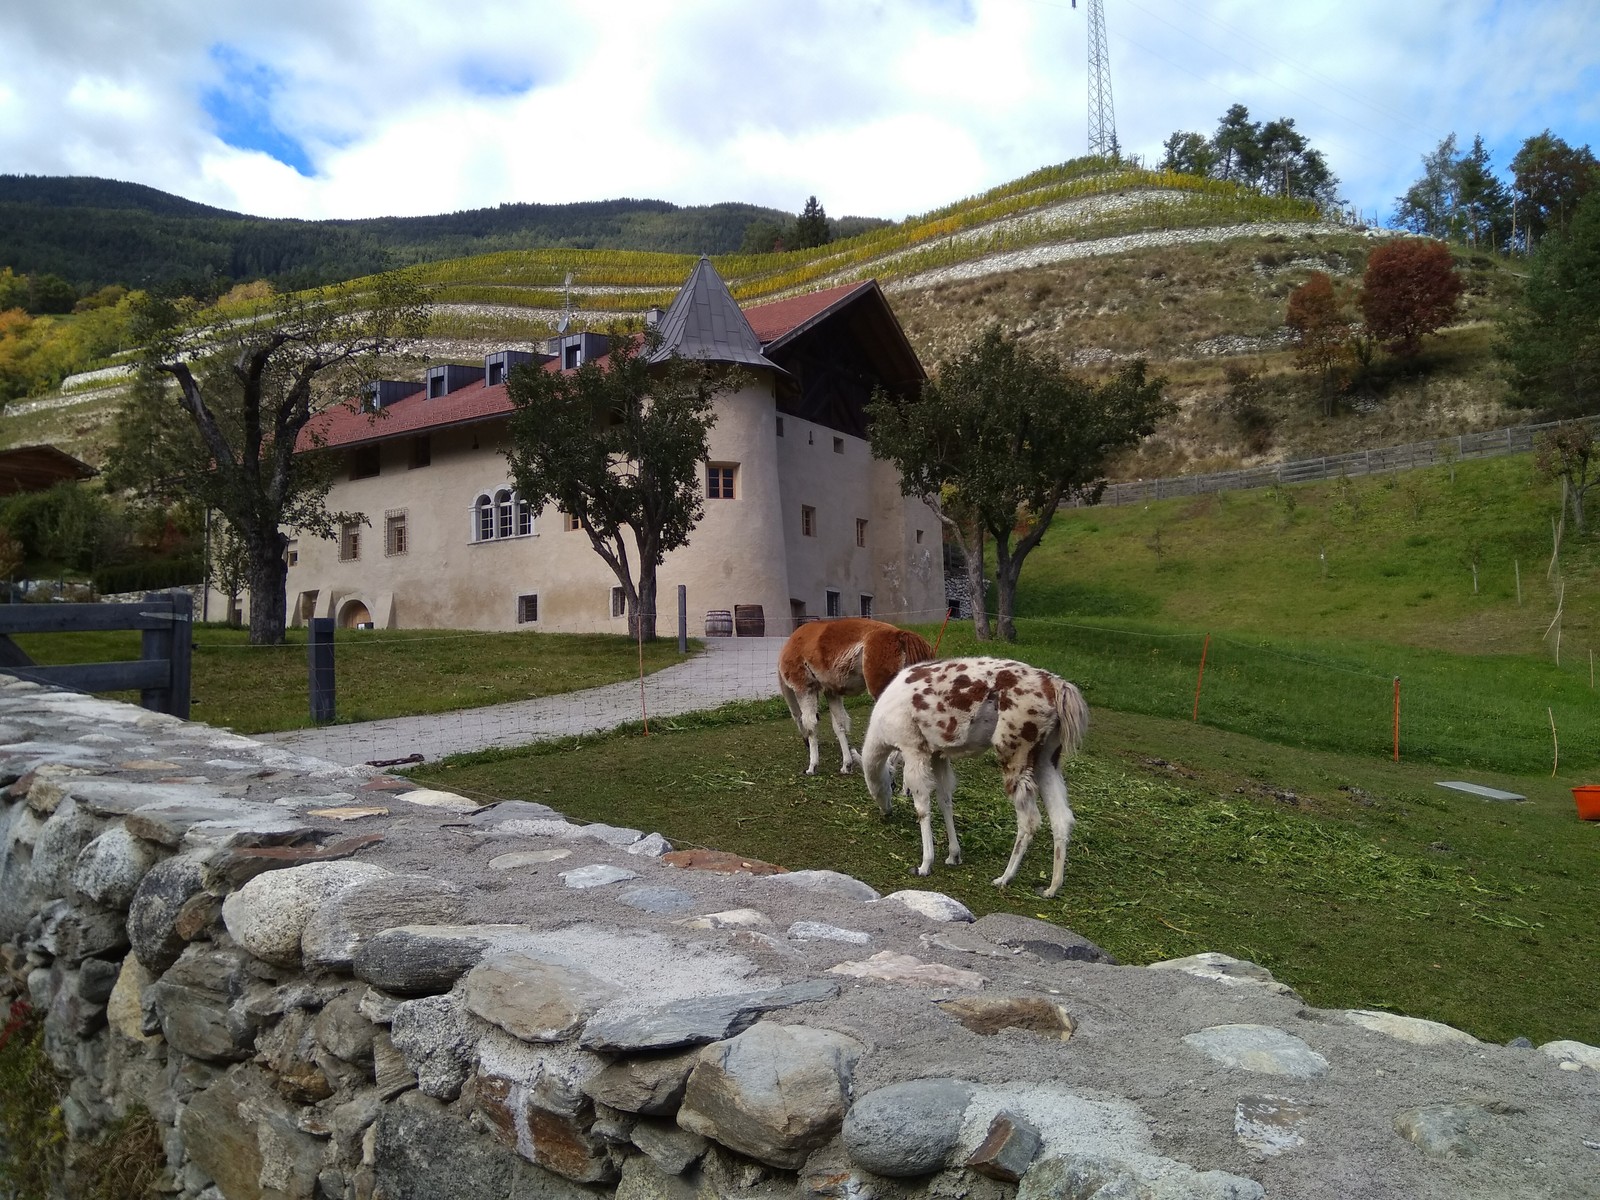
[0, 675, 1596, 1200]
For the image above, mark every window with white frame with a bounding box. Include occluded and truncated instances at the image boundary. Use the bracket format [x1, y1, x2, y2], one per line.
[517, 594, 539, 623]
[564, 511, 582, 532]
[385, 511, 408, 557]
[339, 519, 361, 562]
[825, 589, 841, 618]
[473, 488, 535, 542]
[611, 586, 626, 618]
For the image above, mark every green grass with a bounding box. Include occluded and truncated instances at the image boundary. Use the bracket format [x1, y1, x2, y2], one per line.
[407, 699, 1600, 1047]
[0, 1002, 67, 1197]
[11, 624, 692, 734]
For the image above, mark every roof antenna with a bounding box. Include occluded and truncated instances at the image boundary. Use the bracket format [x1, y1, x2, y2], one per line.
[557, 271, 573, 334]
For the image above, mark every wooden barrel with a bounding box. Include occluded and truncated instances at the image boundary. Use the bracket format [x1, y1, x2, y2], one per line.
[704, 610, 733, 637]
[733, 604, 765, 637]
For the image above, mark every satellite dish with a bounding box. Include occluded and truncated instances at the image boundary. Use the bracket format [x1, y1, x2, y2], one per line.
[556, 314, 570, 333]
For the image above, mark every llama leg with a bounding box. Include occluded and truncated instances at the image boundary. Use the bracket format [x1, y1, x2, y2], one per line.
[993, 763, 1042, 889]
[934, 757, 961, 866]
[826, 693, 857, 773]
[1036, 747, 1076, 899]
[797, 691, 822, 775]
[901, 753, 939, 876]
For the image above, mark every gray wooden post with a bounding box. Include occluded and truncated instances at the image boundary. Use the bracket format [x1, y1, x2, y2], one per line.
[308, 617, 335, 724]
[677, 585, 688, 654]
[139, 591, 191, 719]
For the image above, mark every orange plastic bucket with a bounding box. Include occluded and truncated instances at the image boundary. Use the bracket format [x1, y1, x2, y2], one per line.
[1572, 786, 1600, 821]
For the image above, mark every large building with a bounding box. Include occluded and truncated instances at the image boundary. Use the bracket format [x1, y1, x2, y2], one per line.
[277, 260, 945, 636]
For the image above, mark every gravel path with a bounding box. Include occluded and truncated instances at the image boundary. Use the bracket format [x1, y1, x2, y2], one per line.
[255, 635, 787, 766]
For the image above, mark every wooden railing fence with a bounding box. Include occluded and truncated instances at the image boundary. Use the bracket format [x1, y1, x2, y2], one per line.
[0, 591, 192, 718]
[1095, 415, 1600, 507]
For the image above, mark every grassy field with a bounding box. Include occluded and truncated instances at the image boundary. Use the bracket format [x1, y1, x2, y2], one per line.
[408, 697, 1599, 1048]
[11, 624, 690, 733]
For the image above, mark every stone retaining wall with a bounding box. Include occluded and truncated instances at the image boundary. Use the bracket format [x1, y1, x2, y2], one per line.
[0, 675, 1596, 1200]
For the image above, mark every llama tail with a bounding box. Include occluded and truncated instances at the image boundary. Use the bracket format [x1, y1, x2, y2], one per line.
[1055, 679, 1090, 758]
[779, 678, 804, 732]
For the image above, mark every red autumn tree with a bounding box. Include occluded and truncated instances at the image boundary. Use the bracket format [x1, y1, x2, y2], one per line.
[1285, 271, 1348, 413]
[1358, 238, 1464, 358]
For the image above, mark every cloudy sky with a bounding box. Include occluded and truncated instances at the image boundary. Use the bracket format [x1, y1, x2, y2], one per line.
[2, 1, 1596, 226]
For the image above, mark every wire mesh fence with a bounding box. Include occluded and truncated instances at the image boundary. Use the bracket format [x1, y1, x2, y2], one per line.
[216, 606, 1598, 777]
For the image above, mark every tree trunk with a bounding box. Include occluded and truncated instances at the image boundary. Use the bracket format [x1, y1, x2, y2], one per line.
[993, 540, 1019, 643]
[633, 568, 659, 642]
[245, 531, 289, 645]
[962, 528, 991, 641]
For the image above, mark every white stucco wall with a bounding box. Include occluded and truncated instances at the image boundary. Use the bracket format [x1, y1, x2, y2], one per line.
[231, 374, 944, 636]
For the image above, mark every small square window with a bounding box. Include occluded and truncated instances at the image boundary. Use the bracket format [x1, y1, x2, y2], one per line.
[859, 595, 873, 618]
[825, 589, 841, 618]
[707, 464, 737, 500]
[285, 542, 299, 567]
[339, 520, 361, 562]
[564, 512, 582, 532]
[611, 586, 626, 618]
[856, 518, 867, 548]
[833, 437, 844, 454]
[349, 445, 380, 480]
[801, 505, 816, 537]
[385, 512, 408, 556]
[410, 436, 431, 469]
[517, 594, 539, 624]
[916, 529, 925, 544]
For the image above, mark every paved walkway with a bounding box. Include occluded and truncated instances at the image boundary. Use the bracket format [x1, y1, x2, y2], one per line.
[255, 636, 788, 767]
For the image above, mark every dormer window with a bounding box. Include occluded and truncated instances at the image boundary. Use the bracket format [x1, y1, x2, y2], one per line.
[564, 344, 580, 370]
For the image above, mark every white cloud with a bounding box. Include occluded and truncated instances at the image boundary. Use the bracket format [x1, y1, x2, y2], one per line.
[0, 0, 1596, 224]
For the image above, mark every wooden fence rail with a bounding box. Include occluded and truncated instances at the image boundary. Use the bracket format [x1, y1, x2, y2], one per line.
[0, 591, 192, 718]
[1095, 416, 1598, 507]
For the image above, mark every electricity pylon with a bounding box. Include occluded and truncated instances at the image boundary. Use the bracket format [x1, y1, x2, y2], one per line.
[1082, 0, 1118, 158]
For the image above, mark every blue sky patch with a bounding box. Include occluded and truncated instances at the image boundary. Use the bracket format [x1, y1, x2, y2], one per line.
[201, 44, 314, 176]
[458, 57, 535, 98]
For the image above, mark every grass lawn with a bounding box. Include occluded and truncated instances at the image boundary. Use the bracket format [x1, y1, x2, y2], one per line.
[408, 697, 1600, 1048]
[11, 624, 692, 733]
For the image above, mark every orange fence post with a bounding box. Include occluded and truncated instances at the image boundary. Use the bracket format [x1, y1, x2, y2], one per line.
[1192, 633, 1210, 722]
[1392, 677, 1400, 762]
[933, 607, 953, 656]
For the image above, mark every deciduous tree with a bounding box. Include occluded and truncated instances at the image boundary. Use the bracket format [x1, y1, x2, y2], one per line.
[504, 328, 735, 641]
[1534, 422, 1599, 533]
[1500, 192, 1600, 416]
[1358, 239, 1463, 358]
[868, 327, 1170, 642]
[1285, 272, 1349, 414]
[112, 273, 430, 644]
[1512, 131, 1599, 247]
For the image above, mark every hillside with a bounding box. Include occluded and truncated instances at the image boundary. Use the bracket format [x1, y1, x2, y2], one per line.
[1, 158, 1533, 474]
[0, 174, 888, 292]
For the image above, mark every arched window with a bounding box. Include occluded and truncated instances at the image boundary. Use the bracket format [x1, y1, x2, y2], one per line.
[475, 494, 495, 542]
[496, 489, 514, 539]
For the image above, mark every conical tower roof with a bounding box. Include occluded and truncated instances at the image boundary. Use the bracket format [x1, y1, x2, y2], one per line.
[649, 256, 783, 373]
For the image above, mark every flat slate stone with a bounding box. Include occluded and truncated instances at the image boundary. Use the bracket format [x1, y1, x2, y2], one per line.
[353, 924, 534, 997]
[464, 950, 618, 1042]
[580, 978, 840, 1053]
[788, 921, 870, 944]
[487, 848, 572, 870]
[1183, 1024, 1329, 1078]
[617, 886, 697, 915]
[1235, 1094, 1312, 1157]
[965, 1109, 1042, 1182]
[559, 864, 638, 889]
[969, 911, 1117, 965]
[760, 869, 880, 902]
[466, 800, 564, 825]
[301, 874, 469, 970]
[124, 799, 300, 847]
[1343, 1009, 1479, 1047]
[64, 778, 232, 817]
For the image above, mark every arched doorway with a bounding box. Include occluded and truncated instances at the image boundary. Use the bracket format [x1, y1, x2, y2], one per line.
[338, 599, 373, 629]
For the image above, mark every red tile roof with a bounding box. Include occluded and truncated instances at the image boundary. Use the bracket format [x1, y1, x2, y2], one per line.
[305, 280, 880, 451]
